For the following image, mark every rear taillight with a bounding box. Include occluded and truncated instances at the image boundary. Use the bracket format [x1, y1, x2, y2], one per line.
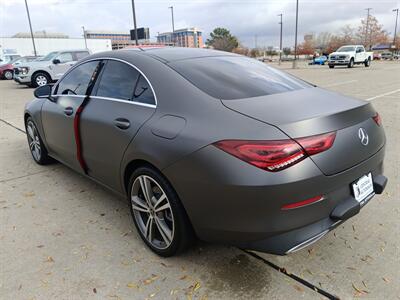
[214, 132, 336, 172]
[372, 113, 382, 126]
[295, 132, 336, 155]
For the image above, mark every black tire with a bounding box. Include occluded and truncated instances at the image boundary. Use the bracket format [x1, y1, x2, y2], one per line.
[31, 72, 50, 88]
[25, 117, 54, 165]
[128, 166, 194, 257]
[364, 58, 371, 67]
[329, 65, 334, 69]
[3, 70, 13, 80]
[347, 58, 354, 68]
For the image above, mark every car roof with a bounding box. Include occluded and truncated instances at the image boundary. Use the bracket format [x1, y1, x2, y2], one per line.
[142, 47, 238, 62]
[339, 45, 363, 47]
[124, 47, 239, 62]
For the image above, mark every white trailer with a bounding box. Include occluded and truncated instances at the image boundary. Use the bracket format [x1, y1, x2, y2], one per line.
[0, 37, 112, 56]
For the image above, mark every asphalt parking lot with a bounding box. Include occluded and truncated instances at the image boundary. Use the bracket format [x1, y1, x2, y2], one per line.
[1, 60, 399, 300]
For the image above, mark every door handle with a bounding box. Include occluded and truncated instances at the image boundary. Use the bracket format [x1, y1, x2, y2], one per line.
[64, 107, 74, 116]
[114, 118, 130, 130]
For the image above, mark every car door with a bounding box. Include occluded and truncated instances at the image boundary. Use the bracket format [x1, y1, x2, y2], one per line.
[41, 60, 101, 171]
[355, 47, 364, 62]
[79, 59, 157, 192]
[51, 52, 76, 80]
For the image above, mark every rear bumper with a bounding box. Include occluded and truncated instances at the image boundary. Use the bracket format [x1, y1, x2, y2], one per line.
[238, 175, 387, 255]
[164, 143, 386, 255]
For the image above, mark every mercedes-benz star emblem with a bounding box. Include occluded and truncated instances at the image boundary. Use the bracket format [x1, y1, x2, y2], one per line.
[358, 128, 369, 146]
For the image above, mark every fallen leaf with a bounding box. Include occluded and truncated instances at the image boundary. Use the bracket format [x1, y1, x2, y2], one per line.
[293, 285, 304, 292]
[170, 289, 179, 295]
[352, 283, 368, 295]
[37, 245, 44, 248]
[382, 277, 391, 283]
[193, 282, 201, 292]
[93, 288, 97, 294]
[127, 282, 138, 288]
[143, 275, 158, 285]
[160, 262, 171, 268]
[180, 275, 188, 280]
[46, 256, 55, 263]
[23, 192, 35, 197]
[149, 293, 156, 298]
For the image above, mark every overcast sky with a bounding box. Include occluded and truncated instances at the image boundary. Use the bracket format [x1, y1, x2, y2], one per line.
[1, 0, 399, 47]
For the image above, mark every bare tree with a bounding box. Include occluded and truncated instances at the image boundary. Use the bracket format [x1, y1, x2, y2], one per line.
[357, 15, 390, 49]
[315, 32, 333, 50]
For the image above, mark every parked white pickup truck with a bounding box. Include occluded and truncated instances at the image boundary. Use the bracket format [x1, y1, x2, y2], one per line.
[328, 45, 373, 68]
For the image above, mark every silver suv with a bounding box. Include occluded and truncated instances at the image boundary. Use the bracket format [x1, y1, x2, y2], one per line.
[14, 50, 90, 87]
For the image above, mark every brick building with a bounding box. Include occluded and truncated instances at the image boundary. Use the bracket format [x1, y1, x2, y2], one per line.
[157, 28, 203, 48]
[84, 30, 132, 50]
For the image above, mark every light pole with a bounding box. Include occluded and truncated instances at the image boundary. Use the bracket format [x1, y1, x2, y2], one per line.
[24, 0, 37, 56]
[82, 26, 87, 49]
[131, 0, 139, 45]
[393, 8, 399, 49]
[292, 0, 299, 69]
[278, 13, 283, 65]
[169, 6, 175, 46]
[365, 8, 372, 49]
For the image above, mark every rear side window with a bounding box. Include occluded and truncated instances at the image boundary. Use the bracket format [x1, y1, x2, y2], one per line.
[57, 52, 73, 63]
[96, 60, 156, 105]
[56, 60, 99, 95]
[75, 51, 90, 61]
[169, 56, 312, 100]
[133, 75, 155, 105]
[96, 60, 140, 101]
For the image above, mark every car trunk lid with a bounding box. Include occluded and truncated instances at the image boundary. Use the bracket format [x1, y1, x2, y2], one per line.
[221, 88, 385, 175]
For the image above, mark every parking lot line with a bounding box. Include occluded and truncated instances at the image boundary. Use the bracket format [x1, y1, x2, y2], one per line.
[366, 88, 400, 101]
[322, 80, 358, 88]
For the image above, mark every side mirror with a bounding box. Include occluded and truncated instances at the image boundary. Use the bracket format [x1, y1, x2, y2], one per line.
[34, 84, 55, 102]
[52, 58, 61, 64]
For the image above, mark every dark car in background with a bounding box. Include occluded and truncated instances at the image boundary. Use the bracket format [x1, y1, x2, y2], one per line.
[0, 56, 41, 80]
[24, 48, 387, 257]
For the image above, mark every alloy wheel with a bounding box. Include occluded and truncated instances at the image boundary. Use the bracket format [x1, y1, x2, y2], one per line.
[131, 175, 174, 250]
[27, 121, 41, 161]
[4, 71, 13, 80]
[36, 75, 48, 86]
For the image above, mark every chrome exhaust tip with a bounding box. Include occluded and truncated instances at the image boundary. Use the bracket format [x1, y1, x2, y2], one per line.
[285, 230, 330, 254]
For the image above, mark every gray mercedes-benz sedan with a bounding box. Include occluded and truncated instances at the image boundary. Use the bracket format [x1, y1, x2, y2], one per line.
[24, 48, 387, 257]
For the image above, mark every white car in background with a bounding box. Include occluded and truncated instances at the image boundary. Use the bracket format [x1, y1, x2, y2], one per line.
[328, 45, 373, 68]
[14, 49, 90, 87]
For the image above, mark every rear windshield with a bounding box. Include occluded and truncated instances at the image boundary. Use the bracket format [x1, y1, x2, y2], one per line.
[168, 56, 312, 100]
[337, 46, 355, 52]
